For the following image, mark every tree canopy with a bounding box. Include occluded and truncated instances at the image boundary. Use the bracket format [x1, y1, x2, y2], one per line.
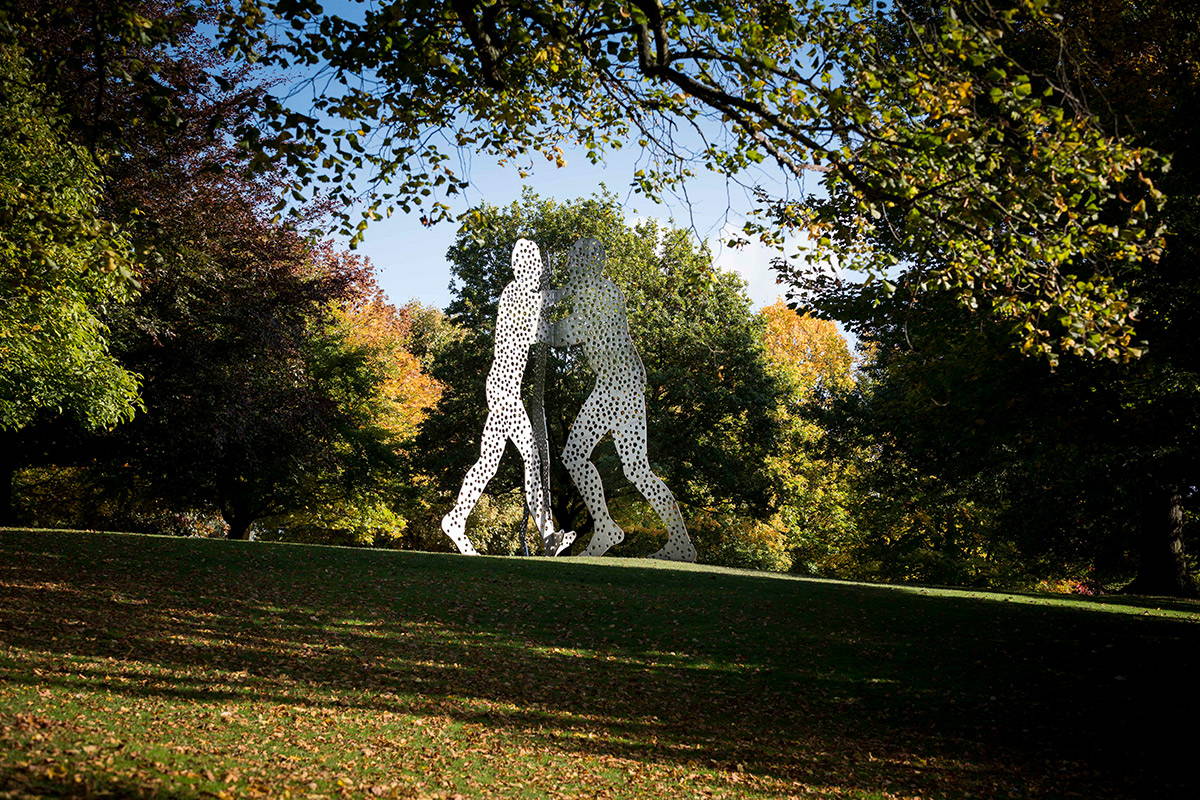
[0, 44, 140, 433]
[797, 0, 1200, 595]
[218, 0, 1161, 364]
[0, 1, 443, 545]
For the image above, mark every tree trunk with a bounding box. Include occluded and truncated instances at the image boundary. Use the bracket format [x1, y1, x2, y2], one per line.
[552, 493, 594, 554]
[1126, 487, 1195, 597]
[222, 504, 254, 540]
[519, 504, 530, 556]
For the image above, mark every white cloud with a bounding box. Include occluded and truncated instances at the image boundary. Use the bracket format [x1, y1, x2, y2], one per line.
[708, 223, 858, 352]
[710, 223, 837, 309]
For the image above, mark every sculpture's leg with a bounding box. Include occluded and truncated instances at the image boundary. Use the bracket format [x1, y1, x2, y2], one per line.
[507, 400, 570, 553]
[612, 399, 697, 563]
[562, 390, 624, 556]
[441, 410, 508, 555]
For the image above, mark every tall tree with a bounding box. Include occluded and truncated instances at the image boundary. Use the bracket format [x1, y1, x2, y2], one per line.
[109, 243, 381, 540]
[1046, 0, 1200, 596]
[0, 43, 140, 436]
[795, 1, 1200, 595]
[0, 0, 271, 522]
[2, 1, 433, 543]
[0, 39, 145, 524]
[262, 293, 446, 545]
[755, 301, 859, 575]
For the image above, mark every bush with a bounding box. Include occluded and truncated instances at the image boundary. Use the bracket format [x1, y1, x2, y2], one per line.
[13, 466, 224, 537]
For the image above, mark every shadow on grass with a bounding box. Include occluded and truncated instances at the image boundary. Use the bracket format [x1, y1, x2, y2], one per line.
[1, 530, 1198, 798]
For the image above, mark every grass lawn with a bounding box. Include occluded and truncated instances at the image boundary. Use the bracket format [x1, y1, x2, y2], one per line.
[1, 530, 1197, 799]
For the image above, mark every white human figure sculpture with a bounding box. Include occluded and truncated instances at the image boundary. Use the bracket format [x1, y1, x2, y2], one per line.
[441, 239, 575, 557]
[550, 238, 697, 562]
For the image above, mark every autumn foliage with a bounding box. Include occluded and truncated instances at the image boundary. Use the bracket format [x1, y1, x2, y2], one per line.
[334, 289, 444, 444]
[758, 300, 854, 396]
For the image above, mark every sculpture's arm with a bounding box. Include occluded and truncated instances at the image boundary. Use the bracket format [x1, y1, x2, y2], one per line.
[535, 289, 562, 344]
[536, 315, 554, 345]
[550, 314, 585, 348]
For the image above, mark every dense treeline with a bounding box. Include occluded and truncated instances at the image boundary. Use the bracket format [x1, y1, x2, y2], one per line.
[789, 0, 1200, 596]
[1, 0, 1195, 595]
[0, 2, 441, 543]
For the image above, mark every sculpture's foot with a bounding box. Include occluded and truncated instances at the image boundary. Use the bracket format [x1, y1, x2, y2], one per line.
[580, 524, 624, 557]
[648, 538, 697, 563]
[440, 514, 478, 555]
[542, 529, 576, 557]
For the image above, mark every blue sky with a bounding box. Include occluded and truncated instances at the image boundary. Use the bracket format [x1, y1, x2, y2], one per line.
[342, 141, 819, 312]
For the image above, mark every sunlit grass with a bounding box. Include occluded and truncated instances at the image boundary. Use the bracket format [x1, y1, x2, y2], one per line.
[1, 530, 1196, 799]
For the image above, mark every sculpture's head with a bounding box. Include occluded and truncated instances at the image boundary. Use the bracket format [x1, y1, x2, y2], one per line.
[511, 239, 545, 286]
[566, 238, 604, 285]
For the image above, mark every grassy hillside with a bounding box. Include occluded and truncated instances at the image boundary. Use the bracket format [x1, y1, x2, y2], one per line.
[1, 530, 1197, 799]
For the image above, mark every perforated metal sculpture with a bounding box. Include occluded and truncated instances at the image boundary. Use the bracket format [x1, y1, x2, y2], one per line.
[441, 237, 696, 563]
[440, 239, 574, 557]
[550, 239, 697, 562]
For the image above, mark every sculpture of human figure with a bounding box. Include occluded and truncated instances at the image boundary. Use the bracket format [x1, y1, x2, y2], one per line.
[441, 239, 574, 557]
[549, 238, 697, 562]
